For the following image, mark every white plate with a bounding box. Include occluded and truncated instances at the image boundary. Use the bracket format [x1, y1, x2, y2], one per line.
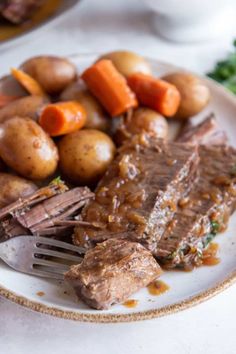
[1, 55, 236, 323]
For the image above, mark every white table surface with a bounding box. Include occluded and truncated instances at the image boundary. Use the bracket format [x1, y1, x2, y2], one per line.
[0, 1, 236, 353]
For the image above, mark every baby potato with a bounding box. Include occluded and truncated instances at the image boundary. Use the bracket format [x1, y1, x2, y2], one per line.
[98, 51, 151, 77]
[74, 91, 110, 131]
[61, 83, 109, 131]
[20, 56, 77, 94]
[0, 117, 59, 180]
[0, 74, 27, 97]
[162, 72, 210, 120]
[115, 108, 168, 145]
[60, 80, 85, 101]
[59, 129, 116, 185]
[0, 95, 49, 123]
[0, 173, 37, 208]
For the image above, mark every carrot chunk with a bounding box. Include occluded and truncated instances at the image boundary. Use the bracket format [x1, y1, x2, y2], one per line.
[39, 101, 87, 136]
[127, 73, 181, 117]
[81, 59, 138, 117]
[11, 68, 46, 96]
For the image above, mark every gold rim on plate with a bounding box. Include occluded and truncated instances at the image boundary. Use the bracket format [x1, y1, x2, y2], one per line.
[1, 270, 236, 323]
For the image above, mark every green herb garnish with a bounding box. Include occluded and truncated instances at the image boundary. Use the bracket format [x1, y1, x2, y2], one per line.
[202, 220, 220, 248]
[197, 249, 203, 258]
[164, 222, 220, 262]
[202, 233, 216, 248]
[51, 176, 62, 185]
[50, 176, 68, 192]
[210, 220, 220, 235]
[165, 251, 177, 260]
[207, 40, 236, 94]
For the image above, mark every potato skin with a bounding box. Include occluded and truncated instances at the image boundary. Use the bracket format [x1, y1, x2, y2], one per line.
[60, 79, 85, 100]
[0, 96, 48, 123]
[0, 74, 27, 97]
[61, 83, 109, 131]
[58, 129, 116, 185]
[0, 173, 37, 208]
[0, 117, 59, 180]
[20, 56, 77, 94]
[115, 108, 168, 145]
[163, 72, 210, 120]
[98, 51, 151, 77]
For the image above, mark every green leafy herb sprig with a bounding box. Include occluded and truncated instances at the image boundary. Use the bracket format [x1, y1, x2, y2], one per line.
[207, 40, 236, 94]
[202, 220, 220, 248]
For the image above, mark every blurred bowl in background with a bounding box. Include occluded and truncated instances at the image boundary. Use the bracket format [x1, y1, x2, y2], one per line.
[143, 0, 236, 42]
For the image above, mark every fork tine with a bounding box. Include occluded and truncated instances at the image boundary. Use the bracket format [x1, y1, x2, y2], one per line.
[33, 259, 70, 272]
[35, 236, 86, 254]
[34, 248, 83, 263]
[31, 268, 65, 280]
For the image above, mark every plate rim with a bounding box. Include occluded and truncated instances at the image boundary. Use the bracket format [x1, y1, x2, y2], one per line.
[1, 270, 236, 322]
[1, 55, 236, 322]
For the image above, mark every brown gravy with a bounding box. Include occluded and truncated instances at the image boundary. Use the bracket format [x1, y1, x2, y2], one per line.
[147, 280, 170, 296]
[123, 299, 138, 308]
[36, 291, 45, 297]
[0, 0, 62, 42]
[202, 242, 220, 266]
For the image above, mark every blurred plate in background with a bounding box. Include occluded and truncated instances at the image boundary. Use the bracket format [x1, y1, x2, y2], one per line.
[0, 0, 80, 51]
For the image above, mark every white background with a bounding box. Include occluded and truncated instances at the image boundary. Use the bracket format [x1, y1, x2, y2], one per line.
[0, 0, 236, 353]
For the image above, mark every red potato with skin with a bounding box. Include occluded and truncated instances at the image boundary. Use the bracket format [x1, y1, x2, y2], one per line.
[0, 74, 28, 97]
[0, 117, 59, 180]
[58, 129, 116, 185]
[20, 56, 77, 94]
[0, 173, 37, 208]
[98, 50, 152, 77]
[162, 72, 211, 120]
[0, 95, 49, 123]
[0, 95, 20, 108]
[115, 107, 168, 145]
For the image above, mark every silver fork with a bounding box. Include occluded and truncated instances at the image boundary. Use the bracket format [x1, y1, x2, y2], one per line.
[0, 236, 85, 280]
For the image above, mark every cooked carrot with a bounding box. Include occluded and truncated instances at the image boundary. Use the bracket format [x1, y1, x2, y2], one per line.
[0, 95, 20, 108]
[39, 101, 87, 136]
[81, 59, 138, 117]
[11, 68, 46, 97]
[127, 73, 181, 117]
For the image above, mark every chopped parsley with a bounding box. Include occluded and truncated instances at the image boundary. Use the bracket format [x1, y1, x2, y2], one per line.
[165, 251, 177, 261]
[164, 221, 220, 262]
[207, 40, 236, 94]
[202, 233, 216, 248]
[51, 176, 62, 185]
[210, 220, 220, 235]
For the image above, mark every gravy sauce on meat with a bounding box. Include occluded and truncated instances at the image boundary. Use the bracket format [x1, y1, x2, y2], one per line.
[147, 280, 170, 296]
[201, 243, 220, 266]
[123, 299, 139, 308]
[74, 135, 199, 254]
